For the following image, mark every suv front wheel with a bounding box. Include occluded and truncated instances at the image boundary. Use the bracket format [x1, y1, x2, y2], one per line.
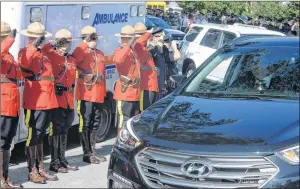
[185, 62, 196, 77]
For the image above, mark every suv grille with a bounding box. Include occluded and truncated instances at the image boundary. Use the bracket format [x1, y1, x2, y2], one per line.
[135, 148, 278, 188]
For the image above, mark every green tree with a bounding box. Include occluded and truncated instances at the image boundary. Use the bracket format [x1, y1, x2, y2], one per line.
[178, 1, 299, 21]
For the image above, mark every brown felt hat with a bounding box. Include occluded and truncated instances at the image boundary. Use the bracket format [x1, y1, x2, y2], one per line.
[1, 22, 11, 36]
[80, 25, 102, 37]
[55, 29, 73, 41]
[134, 22, 147, 34]
[20, 22, 52, 38]
[115, 25, 139, 38]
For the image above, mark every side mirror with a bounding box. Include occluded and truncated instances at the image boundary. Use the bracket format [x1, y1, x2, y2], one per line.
[168, 74, 187, 91]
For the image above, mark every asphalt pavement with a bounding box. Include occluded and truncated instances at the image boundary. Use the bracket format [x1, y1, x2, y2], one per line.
[9, 125, 117, 188]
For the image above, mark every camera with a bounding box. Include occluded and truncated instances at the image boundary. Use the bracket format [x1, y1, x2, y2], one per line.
[163, 34, 173, 42]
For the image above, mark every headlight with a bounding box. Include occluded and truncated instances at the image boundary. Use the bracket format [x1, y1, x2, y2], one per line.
[276, 145, 299, 165]
[115, 117, 141, 152]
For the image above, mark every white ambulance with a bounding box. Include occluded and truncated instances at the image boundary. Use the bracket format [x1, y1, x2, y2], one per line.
[1, 1, 146, 147]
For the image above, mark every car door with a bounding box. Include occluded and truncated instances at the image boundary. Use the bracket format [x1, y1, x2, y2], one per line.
[191, 29, 222, 67]
[177, 26, 203, 74]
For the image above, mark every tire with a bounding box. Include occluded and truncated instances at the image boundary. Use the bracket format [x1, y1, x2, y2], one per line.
[185, 63, 196, 77]
[96, 98, 112, 142]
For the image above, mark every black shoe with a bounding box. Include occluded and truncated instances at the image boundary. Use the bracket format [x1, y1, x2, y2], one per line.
[49, 165, 68, 173]
[83, 154, 100, 164]
[63, 164, 79, 171]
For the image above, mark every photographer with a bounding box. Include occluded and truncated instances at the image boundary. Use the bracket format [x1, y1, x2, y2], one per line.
[148, 31, 167, 100]
[162, 34, 181, 94]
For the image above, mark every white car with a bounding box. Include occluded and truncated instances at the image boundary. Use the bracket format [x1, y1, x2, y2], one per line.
[178, 23, 286, 76]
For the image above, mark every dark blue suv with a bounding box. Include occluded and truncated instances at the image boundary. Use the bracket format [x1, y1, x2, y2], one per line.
[108, 36, 299, 188]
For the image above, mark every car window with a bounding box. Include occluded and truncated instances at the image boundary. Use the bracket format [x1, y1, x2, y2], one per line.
[206, 57, 233, 83]
[221, 32, 237, 46]
[200, 29, 222, 49]
[185, 26, 203, 42]
[184, 46, 299, 100]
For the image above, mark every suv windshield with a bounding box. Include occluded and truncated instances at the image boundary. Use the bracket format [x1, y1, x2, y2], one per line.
[148, 16, 172, 29]
[183, 44, 299, 100]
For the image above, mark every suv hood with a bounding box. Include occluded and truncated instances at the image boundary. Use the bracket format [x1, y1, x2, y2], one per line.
[133, 95, 299, 155]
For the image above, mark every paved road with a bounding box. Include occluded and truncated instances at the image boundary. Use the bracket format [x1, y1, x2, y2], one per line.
[9, 126, 117, 188]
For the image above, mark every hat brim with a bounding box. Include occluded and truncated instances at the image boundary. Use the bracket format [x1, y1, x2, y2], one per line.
[114, 33, 140, 38]
[20, 29, 52, 38]
[49, 38, 79, 42]
[1, 33, 9, 37]
[81, 34, 103, 37]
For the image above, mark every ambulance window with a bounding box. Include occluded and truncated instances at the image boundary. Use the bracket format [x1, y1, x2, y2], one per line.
[138, 5, 145, 16]
[130, 5, 138, 17]
[30, 7, 42, 23]
[81, 6, 90, 20]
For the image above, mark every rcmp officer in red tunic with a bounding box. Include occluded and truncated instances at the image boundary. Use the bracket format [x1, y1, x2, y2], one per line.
[1, 22, 23, 188]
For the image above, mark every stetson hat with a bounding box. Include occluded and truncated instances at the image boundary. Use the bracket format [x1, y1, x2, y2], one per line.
[115, 25, 139, 38]
[80, 25, 101, 37]
[20, 22, 52, 38]
[134, 22, 147, 35]
[1, 22, 11, 37]
[55, 29, 73, 41]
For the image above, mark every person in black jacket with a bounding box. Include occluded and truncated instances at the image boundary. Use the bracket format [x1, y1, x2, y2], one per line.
[148, 32, 167, 100]
[162, 34, 181, 94]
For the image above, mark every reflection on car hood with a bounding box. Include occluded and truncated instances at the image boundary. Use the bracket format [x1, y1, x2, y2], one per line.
[133, 95, 299, 155]
[164, 28, 185, 36]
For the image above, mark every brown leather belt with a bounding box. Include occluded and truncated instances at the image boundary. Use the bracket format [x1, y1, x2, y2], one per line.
[0, 77, 19, 85]
[24, 76, 55, 81]
[78, 74, 104, 84]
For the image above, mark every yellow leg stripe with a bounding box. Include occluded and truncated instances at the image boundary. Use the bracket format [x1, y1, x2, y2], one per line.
[49, 122, 53, 136]
[77, 100, 84, 132]
[25, 110, 32, 146]
[117, 100, 124, 129]
[26, 127, 32, 147]
[140, 90, 144, 112]
[25, 110, 31, 127]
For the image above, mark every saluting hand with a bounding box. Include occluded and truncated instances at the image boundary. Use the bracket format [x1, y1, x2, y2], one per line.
[54, 37, 69, 48]
[9, 29, 17, 39]
[128, 36, 136, 49]
[83, 32, 97, 43]
[32, 36, 45, 48]
[171, 40, 177, 49]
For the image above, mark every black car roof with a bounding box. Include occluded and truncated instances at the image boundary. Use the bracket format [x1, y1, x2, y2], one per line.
[229, 36, 300, 48]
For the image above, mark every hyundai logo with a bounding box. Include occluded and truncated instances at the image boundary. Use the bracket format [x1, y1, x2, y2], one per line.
[181, 159, 213, 178]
